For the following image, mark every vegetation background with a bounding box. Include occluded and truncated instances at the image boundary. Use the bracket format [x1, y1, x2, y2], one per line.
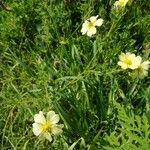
[0, 0, 150, 149]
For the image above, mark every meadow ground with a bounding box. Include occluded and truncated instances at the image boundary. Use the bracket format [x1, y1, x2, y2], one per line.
[0, 0, 150, 149]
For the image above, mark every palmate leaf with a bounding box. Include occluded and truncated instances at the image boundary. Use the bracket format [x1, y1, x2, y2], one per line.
[103, 102, 150, 150]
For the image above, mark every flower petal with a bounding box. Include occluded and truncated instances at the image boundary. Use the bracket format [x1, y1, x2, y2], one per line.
[95, 18, 103, 26]
[43, 132, 52, 142]
[47, 111, 60, 124]
[34, 111, 46, 124]
[32, 123, 43, 136]
[142, 61, 150, 70]
[46, 111, 55, 120]
[89, 16, 98, 23]
[142, 70, 148, 76]
[50, 114, 60, 124]
[129, 56, 142, 69]
[118, 61, 128, 69]
[81, 21, 89, 35]
[87, 27, 96, 37]
[135, 56, 142, 64]
[119, 53, 126, 61]
[51, 125, 63, 135]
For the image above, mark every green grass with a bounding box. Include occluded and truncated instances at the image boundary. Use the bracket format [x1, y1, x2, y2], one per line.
[0, 0, 150, 149]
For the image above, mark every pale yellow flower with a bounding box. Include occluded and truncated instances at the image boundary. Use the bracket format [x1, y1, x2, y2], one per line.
[33, 111, 63, 142]
[135, 60, 150, 78]
[118, 52, 141, 70]
[81, 15, 103, 37]
[114, 0, 129, 7]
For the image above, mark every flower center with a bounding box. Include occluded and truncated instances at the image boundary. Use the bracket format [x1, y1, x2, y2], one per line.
[88, 21, 95, 29]
[42, 122, 51, 132]
[137, 65, 144, 73]
[124, 58, 132, 65]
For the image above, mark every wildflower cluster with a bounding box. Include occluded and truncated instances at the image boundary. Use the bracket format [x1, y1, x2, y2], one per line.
[81, 1, 129, 37]
[31, 0, 149, 144]
[118, 52, 150, 78]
